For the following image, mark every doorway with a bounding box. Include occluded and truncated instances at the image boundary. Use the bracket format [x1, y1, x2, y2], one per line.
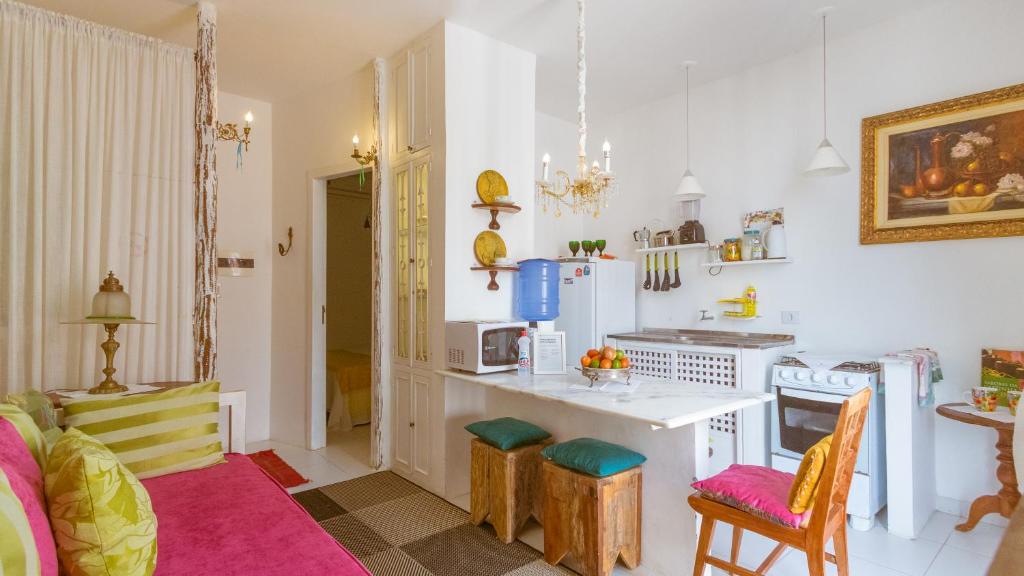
[323, 171, 374, 466]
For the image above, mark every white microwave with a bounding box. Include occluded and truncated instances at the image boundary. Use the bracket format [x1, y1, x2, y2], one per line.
[445, 321, 528, 374]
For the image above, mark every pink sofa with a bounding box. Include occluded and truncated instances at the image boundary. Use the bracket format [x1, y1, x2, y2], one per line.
[0, 418, 370, 575]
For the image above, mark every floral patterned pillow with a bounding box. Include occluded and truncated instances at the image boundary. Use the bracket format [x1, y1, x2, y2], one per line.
[44, 428, 157, 576]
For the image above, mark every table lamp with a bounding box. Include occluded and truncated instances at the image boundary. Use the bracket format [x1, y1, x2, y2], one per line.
[63, 272, 153, 394]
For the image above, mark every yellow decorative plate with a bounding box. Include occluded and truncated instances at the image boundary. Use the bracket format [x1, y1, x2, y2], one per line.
[476, 170, 508, 204]
[473, 231, 507, 267]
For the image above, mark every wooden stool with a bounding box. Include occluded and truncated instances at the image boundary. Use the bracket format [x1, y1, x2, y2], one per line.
[470, 437, 553, 544]
[542, 460, 642, 576]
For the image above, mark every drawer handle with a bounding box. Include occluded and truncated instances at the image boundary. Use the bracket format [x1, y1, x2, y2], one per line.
[409, 422, 415, 428]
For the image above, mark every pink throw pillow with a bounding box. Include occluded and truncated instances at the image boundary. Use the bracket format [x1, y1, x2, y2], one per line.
[691, 464, 811, 528]
[0, 417, 58, 576]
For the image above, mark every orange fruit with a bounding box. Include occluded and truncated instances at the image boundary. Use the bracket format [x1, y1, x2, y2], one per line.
[599, 358, 613, 369]
[580, 355, 592, 368]
[602, 347, 617, 360]
[587, 348, 600, 358]
[620, 358, 630, 369]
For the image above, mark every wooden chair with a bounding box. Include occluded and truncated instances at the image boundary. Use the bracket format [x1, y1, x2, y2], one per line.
[689, 388, 872, 576]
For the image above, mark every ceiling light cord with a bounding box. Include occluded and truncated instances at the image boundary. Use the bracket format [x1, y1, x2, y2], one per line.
[821, 12, 828, 139]
[685, 65, 691, 169]
[576, 0, 587, 172]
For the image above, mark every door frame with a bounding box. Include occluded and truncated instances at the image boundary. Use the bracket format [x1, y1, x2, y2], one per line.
[307, 163, 391, 464]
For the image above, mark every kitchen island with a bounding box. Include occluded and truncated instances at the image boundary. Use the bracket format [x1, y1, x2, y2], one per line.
[440, 369, 775, 576]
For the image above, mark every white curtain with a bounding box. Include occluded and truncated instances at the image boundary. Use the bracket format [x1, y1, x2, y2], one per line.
[0, 1, 195, 394]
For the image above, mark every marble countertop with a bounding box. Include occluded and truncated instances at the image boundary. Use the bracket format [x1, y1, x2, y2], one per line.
[439, 370, 775, 430]
[607, 328, 795, 349]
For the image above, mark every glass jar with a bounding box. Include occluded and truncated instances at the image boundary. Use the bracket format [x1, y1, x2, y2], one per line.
[751, 236, 765, 260]
[740, 230, 759, 261]
[708, 244, 722, 264]
[722, 238, 741, 262]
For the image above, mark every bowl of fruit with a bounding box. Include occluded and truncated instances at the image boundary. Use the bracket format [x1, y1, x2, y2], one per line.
[577, 346, 632, 387]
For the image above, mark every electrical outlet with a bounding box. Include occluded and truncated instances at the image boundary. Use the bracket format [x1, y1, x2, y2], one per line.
[781, 311, 800, 325]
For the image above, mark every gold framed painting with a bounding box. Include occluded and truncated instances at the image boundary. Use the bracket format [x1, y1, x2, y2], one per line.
[861, 83, 1024, 244]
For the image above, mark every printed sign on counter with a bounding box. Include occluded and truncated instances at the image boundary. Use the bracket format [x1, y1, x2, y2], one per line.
[533, 331, 567, 375]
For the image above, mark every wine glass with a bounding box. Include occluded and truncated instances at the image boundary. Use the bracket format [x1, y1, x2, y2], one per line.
[568, 240, 580, 256]
[595, 239, 606, 256]
[581, 240, 594, 257]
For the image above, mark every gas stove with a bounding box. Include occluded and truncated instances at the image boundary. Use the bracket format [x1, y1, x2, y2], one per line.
[773, 354, 880, 396]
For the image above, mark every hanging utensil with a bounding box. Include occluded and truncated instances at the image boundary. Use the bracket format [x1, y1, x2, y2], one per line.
[661, 253, 670, 291]
[653, 253, 662, 291]
[642, 254, 652, 290]
[671, 251, 682, 288]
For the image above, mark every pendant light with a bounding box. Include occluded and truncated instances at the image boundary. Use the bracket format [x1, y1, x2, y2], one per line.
[804, 7, 849, 177]
[675, 61, 706, 199]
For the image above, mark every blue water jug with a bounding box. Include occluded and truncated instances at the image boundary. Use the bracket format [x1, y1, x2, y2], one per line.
[516, 259, 560, 321]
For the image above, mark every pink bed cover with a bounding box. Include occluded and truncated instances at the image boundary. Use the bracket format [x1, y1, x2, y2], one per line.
[143, 453, 369, 575]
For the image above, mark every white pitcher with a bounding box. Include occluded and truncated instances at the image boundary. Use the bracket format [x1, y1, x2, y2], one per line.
[765, 224, 787, 259]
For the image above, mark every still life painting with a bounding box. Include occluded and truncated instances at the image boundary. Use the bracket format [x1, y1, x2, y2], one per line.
[861, 83, 1024, 244]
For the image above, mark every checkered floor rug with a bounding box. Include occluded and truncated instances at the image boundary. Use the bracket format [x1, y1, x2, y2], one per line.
[293, 471, 576, 576]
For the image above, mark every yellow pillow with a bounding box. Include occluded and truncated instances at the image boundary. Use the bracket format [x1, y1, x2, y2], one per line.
[0, 468, 40, 576]
[787, 434, 833, 514]
[45, 428, 157, 576]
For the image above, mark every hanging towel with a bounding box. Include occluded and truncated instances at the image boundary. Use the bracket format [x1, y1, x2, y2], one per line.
[884, 348, 942, 407]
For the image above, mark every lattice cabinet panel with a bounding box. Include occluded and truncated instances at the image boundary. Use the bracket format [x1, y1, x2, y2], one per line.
[677, 351, 738, 436]
[616, 345, 677, 380]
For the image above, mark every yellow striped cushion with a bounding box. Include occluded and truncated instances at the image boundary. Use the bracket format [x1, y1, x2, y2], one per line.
[62, 381, 225, 480]
[0, 404, 48, 472]
[0, 468, 40, 576]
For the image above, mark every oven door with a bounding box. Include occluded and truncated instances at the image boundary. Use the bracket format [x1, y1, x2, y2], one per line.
[480, 327, 521, 368]
[771, 386, 870, 475]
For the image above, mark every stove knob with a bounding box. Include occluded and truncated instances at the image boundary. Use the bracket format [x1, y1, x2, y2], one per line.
[795, 371, 809, 381]
[827, 374, 841, 385]
[780, 369, 794, 380]
[811, 373, 825, 383]
[845, 376, 857, 387]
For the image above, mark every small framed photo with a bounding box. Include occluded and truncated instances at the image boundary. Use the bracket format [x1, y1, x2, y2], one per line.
[532, 332, 567, 375]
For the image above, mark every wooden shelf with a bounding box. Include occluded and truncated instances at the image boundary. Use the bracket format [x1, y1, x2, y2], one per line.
[701, 258, 792, 269]
[470, 265, 519, 291]
[635, 243, 707, 255]
[472, 202, 521, 230]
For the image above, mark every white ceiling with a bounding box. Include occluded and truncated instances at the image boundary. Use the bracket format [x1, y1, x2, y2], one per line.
[19, 0, 935, 119]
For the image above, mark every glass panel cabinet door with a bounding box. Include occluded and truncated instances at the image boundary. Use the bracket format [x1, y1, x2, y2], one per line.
[394, 165, 410, 361]
[413, 158, 430, 364]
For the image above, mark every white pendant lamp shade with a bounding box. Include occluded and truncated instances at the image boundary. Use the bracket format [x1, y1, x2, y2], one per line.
[675, 169, 706, 200]
[805, 138, 850, 176]
[675, 62, 706, 200]
[805, 8, 848, 178]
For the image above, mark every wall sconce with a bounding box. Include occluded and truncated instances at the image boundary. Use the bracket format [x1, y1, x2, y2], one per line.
[351, 134, 376, 166]
[217, 110, 254, 151]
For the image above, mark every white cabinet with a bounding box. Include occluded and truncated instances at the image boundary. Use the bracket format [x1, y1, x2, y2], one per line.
[390, 38, 432, 157]
[392, 365, 435, 488]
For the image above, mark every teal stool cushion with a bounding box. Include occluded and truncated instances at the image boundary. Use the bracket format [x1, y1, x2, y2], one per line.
[465, 417, 551, 451]
[541, 437, 646, 478]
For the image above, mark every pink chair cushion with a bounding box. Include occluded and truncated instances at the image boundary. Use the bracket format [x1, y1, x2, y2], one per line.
[691, 464, 811, 528]
[142, 453, 369, 575]
[0, 418, 58, 576]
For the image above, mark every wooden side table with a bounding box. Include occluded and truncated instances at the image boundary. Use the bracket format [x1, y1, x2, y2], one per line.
[936, 402, 1019, 531]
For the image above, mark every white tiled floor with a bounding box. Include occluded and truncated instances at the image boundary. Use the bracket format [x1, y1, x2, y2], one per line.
[247, 436, 1005, 576]
[707, 510, 1004, 576]
[247, 424, 376, 494]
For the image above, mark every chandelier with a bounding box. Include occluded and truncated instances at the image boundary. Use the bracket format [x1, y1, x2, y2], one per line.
[536, 0, 616, 218]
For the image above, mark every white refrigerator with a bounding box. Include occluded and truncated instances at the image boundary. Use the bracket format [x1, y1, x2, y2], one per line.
[554, 258, 637, 362]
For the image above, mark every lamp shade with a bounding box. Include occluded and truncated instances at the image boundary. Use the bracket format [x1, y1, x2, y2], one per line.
[804, 138, 850, 177]
[88, 272, 134, 319]
[674, 169, 707, 200]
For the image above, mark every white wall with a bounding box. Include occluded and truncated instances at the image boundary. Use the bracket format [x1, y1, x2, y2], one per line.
[534, 0, 1024, 511]
[444, 22, 536, 321]
[217, 91, 273, 443]
[271, 66, 375, 446]
[326, 191, 372, 354]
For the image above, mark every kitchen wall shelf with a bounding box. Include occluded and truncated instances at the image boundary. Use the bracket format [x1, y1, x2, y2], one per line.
[470, 265, 519, 291]
[635, 243, 707, 255]
[702, 258, 792, 268]
[471, 202, 521, 230]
